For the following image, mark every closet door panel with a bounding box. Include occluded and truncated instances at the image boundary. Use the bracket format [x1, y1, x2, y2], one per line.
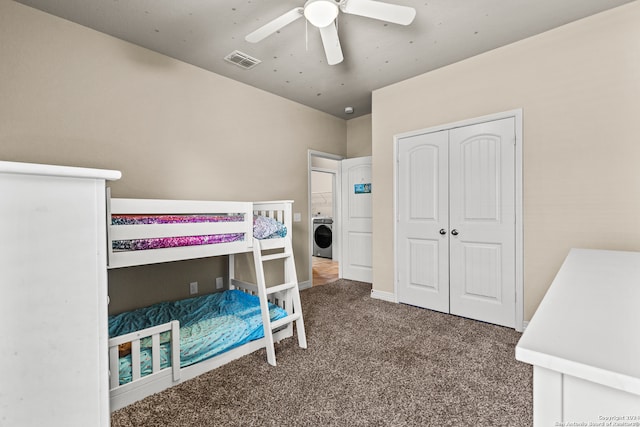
[449, 118, 516, 328]
[462, 243, 502, 300]
[408, 238, 440, 290]
[397, 131, 449, 312]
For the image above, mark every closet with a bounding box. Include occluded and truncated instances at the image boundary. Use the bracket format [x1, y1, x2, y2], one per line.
[396, 116, 519, 328]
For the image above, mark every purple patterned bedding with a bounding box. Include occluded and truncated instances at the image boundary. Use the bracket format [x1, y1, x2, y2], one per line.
[112, 233, 245, 252]
[112, 214, 244, 225]
[111, 213, 287, 252]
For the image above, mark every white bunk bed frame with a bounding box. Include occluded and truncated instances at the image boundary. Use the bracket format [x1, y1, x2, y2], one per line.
[106, 195, 302, 411]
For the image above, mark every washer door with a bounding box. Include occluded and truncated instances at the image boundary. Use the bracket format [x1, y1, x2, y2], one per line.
[314, 224, 332, 249]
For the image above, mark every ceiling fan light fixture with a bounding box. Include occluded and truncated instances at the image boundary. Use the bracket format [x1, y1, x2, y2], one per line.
[304, 0, 339, 28]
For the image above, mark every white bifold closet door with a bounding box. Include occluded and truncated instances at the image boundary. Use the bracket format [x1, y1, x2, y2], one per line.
[397, 118, 516, 328]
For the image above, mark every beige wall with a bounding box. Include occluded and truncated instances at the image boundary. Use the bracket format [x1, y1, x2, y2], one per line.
[372, 1, 640, 320]
[346, 114, 372, 157]
[0, 0, 346, 313]
[4, 0, 638, 320]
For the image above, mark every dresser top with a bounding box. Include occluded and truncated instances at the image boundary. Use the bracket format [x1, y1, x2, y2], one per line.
[0, 160, 121, 181]
[516, 248, 640, 394]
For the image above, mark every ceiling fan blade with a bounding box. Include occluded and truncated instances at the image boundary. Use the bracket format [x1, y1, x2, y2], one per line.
[340, 0, 416, 25]
[319, 22, 344, 66]
[245, 8, 304, 43]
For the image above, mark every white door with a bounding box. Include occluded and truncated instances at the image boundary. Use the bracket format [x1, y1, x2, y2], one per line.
[396, 118, 516, 328]
[396, 130, 449, 312]
[449, 118, 516, 327]
[341, 156, 372, 282]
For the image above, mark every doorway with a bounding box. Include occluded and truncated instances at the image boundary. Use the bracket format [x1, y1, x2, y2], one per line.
[309, 151, 342, 286]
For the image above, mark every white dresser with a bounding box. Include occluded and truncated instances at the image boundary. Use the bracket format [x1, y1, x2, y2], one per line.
[516, 248, 640, 426]
[0, 161, 120, 427]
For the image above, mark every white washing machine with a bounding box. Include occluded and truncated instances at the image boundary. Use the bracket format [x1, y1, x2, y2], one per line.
[313, 217, 333, 259]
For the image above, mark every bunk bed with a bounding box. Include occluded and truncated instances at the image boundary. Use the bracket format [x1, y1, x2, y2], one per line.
[106, 195, 306, 411]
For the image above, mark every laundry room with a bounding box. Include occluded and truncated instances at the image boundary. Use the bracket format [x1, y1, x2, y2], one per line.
[310, 157, 340, 287]
[311, 169, 334, 260]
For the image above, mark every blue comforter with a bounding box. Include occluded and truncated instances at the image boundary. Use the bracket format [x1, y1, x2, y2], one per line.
[108, 290, 287, 384]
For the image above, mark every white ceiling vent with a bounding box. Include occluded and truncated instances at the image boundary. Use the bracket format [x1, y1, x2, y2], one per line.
[224, 50, 261, 70]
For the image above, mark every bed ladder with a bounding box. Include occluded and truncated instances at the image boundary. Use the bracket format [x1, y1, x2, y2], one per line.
[253, 235, 307, 366]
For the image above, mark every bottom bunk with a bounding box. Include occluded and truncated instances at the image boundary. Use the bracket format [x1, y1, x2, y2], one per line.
[108, 281, 293, 411]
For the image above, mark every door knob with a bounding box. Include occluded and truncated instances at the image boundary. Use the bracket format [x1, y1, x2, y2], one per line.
[439, 229, 447, 235]
[451, 229, 459, 236]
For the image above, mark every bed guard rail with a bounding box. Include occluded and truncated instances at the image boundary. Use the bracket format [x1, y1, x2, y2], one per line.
[108, 320, 180, 389]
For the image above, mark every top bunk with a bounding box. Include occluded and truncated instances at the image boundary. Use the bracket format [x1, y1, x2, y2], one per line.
[106, 191, 293, 269]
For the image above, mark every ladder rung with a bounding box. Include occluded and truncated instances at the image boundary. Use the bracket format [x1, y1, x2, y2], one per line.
[261, 252, 293, 262]
[266, 282, 297, 295]
[270, 313, 301, 330]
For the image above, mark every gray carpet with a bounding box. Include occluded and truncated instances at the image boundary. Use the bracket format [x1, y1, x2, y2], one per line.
[111, 280, 532, 426]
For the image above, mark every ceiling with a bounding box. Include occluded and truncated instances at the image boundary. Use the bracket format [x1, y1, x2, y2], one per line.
[16, 0, 634, 119]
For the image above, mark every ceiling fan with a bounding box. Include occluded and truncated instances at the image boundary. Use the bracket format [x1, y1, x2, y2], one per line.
[245, 0, 416, 65]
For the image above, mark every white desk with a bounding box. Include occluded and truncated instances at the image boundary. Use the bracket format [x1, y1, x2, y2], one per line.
[516, 248, 640, 426]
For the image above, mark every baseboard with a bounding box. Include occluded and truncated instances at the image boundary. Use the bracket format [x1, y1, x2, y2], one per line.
[298, 280, 312, 291]
[370, 289, 397, 303]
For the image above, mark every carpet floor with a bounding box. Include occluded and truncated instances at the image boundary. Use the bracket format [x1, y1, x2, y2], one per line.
[111, 280, 532, 426]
